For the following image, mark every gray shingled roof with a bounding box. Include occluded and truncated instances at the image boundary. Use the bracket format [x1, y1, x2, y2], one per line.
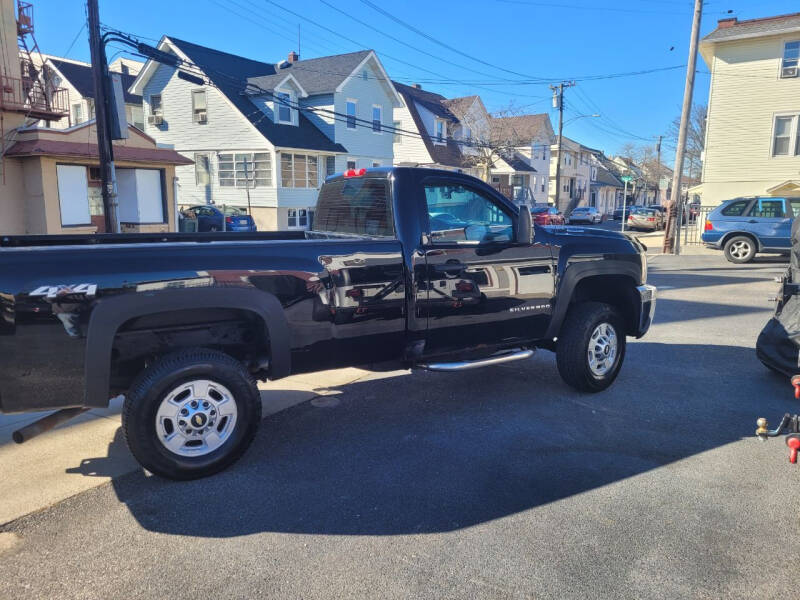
[441, 96, 479, 120]
[703, 12, 800, 42]
[490, 114, 553, 144]
[501, 151, 536, 172]
[49, 58, 141, 104]
[168, 37, 346, 153]
[247, 50, 373, 95]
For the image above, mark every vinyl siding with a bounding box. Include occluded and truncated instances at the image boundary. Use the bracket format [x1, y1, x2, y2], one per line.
[333, 58, 395, 161]
[392, 101, 432, 165]
[701, 34, 800, 204]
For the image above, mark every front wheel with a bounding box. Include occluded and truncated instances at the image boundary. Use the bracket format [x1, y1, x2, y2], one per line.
[556, 302, 627, 392]
[122, 348, 262, 480]
[723, 235, 756, 263]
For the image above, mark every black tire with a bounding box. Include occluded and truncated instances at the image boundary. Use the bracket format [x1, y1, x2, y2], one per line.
[723, 235, 757, 264]
[122, 348, 262, 480]
[556, 302, 627, 393]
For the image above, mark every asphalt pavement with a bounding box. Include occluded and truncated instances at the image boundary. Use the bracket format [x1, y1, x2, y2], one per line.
[2, 254, 800, 599]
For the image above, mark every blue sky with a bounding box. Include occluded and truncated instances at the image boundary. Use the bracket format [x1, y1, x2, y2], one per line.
[32, 0, 800, 160]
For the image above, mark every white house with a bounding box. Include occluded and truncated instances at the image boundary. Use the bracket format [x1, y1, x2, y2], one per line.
[489, 114, 554, 204]
[130, 37, 403, 230]
[550, 136, 593, 211]
[36, 56, 144, 130]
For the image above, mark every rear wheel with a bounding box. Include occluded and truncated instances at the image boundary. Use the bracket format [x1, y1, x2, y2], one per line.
[724, 235, 756, 263]
[556, 302, 627, 393]
[123, 348, 262, 480]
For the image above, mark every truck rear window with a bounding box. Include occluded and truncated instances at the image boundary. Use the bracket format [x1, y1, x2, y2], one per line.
[313, 178, 394, 237]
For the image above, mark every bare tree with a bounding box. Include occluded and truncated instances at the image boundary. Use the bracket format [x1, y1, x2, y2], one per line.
[462, 106, 530, 184]
[667, 103, 706, 179]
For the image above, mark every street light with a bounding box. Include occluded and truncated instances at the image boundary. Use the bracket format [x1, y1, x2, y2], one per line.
[564, 113, 600, 126]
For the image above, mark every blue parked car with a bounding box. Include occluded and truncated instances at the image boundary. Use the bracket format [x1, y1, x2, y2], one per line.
[184, 205, 257, 232]
[701, 196, 800, 263]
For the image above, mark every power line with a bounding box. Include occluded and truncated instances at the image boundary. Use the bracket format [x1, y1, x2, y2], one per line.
[358, 0, 549, 81]
[63, 22, 87, 58]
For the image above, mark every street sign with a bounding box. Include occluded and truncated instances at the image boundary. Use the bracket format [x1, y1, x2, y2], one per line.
[621, 175, 633, 182]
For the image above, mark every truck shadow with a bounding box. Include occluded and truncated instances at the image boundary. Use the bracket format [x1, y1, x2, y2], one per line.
[101, 341, 792, 538]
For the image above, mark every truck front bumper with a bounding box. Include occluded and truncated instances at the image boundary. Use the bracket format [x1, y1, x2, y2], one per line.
[635, 284, 657, 337]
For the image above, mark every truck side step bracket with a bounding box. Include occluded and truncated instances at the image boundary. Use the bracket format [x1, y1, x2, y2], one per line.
[418, 348, 535, 372]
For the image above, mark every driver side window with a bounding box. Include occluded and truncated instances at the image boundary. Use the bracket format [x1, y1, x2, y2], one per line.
[424, 183, 513, 243]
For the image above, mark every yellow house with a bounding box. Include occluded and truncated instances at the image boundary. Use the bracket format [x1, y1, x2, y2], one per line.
[695, 12, 800, 205]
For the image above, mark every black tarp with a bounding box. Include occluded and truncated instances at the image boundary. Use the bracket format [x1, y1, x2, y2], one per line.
[756, 217, 800, 375]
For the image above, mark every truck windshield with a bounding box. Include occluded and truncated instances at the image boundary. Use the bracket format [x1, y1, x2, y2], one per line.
[313, 178, 394, 237]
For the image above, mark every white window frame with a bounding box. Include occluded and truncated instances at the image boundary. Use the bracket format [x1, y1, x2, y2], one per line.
[392, 120, 402, 144]
[434, 118, 445, 145]
[372, 161, 381, 167]
[275, 89, 294, 125]
[372, 104, 382, 134]
[771, 113, 800, 157]
[149, 94, 162, 116]
[346, 158, 357, 171]
[72, 102, 83, 125]
[218, 152, 273, 188]
[781, 40, 800, 78]
[192, 89, 207, 123]
[280, 153, 319, 188]
[194, 153, 211, 186]
[346, 99, 357, 129]
[287, 208, 310, 229]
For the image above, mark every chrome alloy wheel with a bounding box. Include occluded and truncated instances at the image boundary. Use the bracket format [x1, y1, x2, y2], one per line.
[155, 380, 238, 457]
[729, 240, 752, 260]
[587, 322, 618, 377]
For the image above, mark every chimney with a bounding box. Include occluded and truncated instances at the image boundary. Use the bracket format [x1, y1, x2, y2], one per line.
[288, 51, 299, 63]
[412, 83, 421, 90]
[717, 17, 737, 28]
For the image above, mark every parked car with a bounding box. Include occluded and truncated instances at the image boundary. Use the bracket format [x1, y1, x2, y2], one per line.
[627, 207, 665, 231]
[613, 205, 640, 220]
[567, 206, 602, 224]
[702, 196, 800, 263]
[531, 205, 565, 226]
[183, 205, 257, 232]
[0, 167, 655, 480]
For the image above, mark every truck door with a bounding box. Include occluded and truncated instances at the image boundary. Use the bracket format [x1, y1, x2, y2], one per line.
[420, 178, 555, 357]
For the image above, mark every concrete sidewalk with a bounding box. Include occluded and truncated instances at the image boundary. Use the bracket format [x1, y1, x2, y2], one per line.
[0, 367, 370, 525]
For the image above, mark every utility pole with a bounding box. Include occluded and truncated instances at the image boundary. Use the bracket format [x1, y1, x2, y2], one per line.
[243, 159, 253, 215]
[655, 135, 663, 204]
[663, 0, 702, 254]
[87, 0, 119, 233]
[550, 81, 574, 212]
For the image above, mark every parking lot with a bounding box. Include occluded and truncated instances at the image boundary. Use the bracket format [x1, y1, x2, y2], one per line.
[2, 254, 800, 599]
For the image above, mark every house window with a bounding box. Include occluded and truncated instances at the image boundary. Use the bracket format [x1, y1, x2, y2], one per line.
[372, 105, 382, 133]
[195, 153, 211, 186]
[276, 91, 292, 124]
[372, 161, 380, 167]
[288, 208, 309, 229]
[346, 100, 357, 129]
[72, 103, 83, 125]
[149, 94, 162, 116]
[361, 69, 368, 81]
[192, 90, 207, 123]
[435, 119, 445, 144]
[591, 167, 597, 180]
[393, 120, 402, 144]
[326, 155, 336, 177]
[347, 159, 357, 170]
[128, 105, 144, 130]
[464, 127, 472, 143]
[218, 152, 272, 187]
[491, 176, 500, 184]
[772, 115, 800, 156]
[781, 41, 800, 78]
[281, 153, 319, 188]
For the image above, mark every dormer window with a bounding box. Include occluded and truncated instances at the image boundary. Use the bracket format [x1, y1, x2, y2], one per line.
[434, 119, 445, 144]
[782, 41, 799, 78]
[276, 91, 293, 124]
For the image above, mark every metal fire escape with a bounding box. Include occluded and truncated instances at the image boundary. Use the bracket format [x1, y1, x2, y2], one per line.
[1, 1, 69, 121]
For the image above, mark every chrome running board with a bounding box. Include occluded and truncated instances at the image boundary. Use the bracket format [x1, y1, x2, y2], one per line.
[418, 348, 535, 372]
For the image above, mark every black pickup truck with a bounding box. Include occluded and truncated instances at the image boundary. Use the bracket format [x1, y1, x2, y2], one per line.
[0, 167, 655, 479]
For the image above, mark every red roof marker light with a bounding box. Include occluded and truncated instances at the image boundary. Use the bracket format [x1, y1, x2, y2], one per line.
[343, 168, 367, 178]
